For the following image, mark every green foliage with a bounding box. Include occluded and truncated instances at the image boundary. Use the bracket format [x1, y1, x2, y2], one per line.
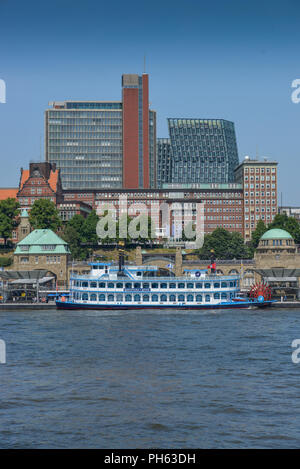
[268, 213, 300, 244]
[198, 227, 251, 260]
[62, 224, 89, 261]
[0, 256, 13, 267]
[249, 219, 268, 251]
[0, 198, 20, 244]
[62, 214, 88, 260]
[82, 210, 100, 244]
[29, 199, 62, 231]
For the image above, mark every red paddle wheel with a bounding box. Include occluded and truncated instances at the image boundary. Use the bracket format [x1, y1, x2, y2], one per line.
[249, 282, 272, 301]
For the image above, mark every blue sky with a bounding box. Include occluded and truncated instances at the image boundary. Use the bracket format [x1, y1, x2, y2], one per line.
[0, 0, 300, 204]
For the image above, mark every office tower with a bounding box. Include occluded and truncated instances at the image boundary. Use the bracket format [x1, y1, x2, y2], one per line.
[165, 118, 239, 184]
[122, 74, 156, 189]
[234, 156, 278, 241]
[45, 74, 156, 190]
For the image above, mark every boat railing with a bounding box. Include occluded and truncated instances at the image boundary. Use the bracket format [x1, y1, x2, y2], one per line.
[70, 274, 240, 282]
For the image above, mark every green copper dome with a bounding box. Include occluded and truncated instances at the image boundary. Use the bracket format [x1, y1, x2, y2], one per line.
[261, 228, 293, 240]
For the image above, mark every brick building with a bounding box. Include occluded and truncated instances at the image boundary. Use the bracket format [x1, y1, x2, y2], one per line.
[234, 156, 278, 242]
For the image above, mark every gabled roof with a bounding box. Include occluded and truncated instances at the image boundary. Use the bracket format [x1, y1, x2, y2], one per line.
[19, 168, 60, 192]
[15, 229, 69, 255]
[19, 170, 30, 190]
[48, 170, 59, 191]
[17, 229, 68, 245]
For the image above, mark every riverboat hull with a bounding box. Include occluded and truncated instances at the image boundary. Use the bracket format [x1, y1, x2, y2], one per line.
[56, 299, 275, 310]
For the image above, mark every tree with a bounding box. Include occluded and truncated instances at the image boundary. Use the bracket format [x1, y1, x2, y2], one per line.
[62, 224, 89, 261]
[29, 199, 62, 231]
[249, 219, 268, 250]
[268, 213, 300, 244]
[198, 227, 251, 260]
[82, 210, 99, 244]
[0, 198, 20, 245]
[62, 214, 89, 260]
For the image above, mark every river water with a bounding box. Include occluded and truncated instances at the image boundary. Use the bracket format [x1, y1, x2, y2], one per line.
[0, 307, 300, 448]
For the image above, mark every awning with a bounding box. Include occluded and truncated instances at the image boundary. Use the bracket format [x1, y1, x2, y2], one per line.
[10, 276, 55, 285]
[0, 270, 48, 280]
[254, 268, 300, 279]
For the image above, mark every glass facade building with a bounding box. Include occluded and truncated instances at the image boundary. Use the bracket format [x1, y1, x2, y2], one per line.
[157, 138, 172, 187]
[45, 74, 156, 190]
[45, 102, 123, 190]
[157, 118, 239, 187]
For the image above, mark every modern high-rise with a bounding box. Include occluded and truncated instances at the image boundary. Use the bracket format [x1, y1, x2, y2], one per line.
[45, 74, 156, 190]
[157, 118, 239, 187]
[157, 138, 172, 187]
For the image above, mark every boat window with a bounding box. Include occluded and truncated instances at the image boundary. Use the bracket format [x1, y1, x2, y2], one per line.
[90, 293, 97, 301]
[90, 282, 97, 288]
[214, 282, 220, 288]
[196, 294, 202, 302]
[169, 283, 176, 289]
[99, 282, 106, 288]
[214, 293, 220, 299]
[205, 294, 211, 302]
[160, 283, 167, 289]
[221, 293, 227, 299]
[134, 283, 140, 289]
[169, 294, 176, 302]
[116, 294, 123, 301]
[178, 294, 185, 302]
[187, 283, 194, 289]
[195, 283, 203, 289]
[160, 294, 167, 302]
[108, 283, 114, 289]
[82, 282, 88, 288]
[204, 283, 211, 289]
[230, 282, 234, 288]
[125, 283, 132, 289]
[116, 283, 123, 289]
[125, 294, 132, 302]
[221, 282, 227, 288]
[143, 294, 150, 301]
[108, 294, 114, 301]
[82, 293, 88, 301]
[134, 294, 141, 302]
[151, 294, 159, 301]
[178, 283, 185, 289]
[143, 283, 149, 289]
[151, 282, 158, 289]
[98, 294, 105, 301]
[187, 294, 194, 302]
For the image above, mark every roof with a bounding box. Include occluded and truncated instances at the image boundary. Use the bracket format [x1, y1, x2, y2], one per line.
[0, 188, 18, 200]
[261, 228, 293, 240]
[15, 229, 69, 255]
[19, 168, 59, 192]
[48, 170, 59, 191]
[19, 170, 30, 189]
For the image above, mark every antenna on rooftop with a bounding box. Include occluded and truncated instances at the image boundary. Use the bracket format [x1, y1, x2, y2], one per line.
[144, 55, 146, 73]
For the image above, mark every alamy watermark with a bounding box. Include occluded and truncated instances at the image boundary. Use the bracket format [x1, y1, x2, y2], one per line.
[291, 339, 300, 364]
[0, 78, 6, 103]
[291, 79, 300, 104]
[0, 339, 6, 364]
[96, 197, 205, 248]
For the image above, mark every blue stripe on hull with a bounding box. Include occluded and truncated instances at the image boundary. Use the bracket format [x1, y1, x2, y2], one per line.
[56, 300, 274, 311]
